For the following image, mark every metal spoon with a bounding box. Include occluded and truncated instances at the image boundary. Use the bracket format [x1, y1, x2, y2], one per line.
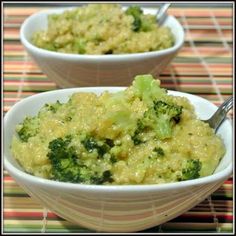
[202, 96, 233, 132]
[156, 3, 171, 25]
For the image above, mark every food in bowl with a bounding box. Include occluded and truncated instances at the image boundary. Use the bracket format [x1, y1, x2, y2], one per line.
[31, 4, 174, 54]
[10, 74, 225, 185]
[20, 5, 184, 88]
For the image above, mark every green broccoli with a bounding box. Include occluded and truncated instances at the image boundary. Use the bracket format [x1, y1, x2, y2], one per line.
[132, 98, 182, 142]
[142, 100, 182, 140]
[110, 154, 118, 164]
[103, 91, 138, 135]
[43, 100, 62, 113]
[154, 100, 182, 123]
[47, 136, 83, 183]
[148, 147, 165, 159]
[81, 136, 111, 157]
[90, 170, 113, 184]
[17, 116, 40, 142]
[153, 147, 165, 156]
[132, 119, 145, 145]
[181, 159, 202, 181]
[153, 100, 182, 139]
[105, 138, 114, 148]
[132, 75, 167, 106]
[125, 5, 143, 32]
[47, 136, 114, 184]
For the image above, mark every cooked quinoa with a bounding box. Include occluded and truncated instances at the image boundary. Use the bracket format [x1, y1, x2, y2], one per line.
[11, 75, 225, 185]
[31, 4, 174, 54]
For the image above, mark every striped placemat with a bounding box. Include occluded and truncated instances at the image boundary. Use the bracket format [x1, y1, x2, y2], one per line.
[3, 4, 233, 233]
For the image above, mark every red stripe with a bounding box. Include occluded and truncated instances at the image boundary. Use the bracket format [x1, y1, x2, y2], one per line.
[4, 211, 58, 218]
[4, 176, 14, 181]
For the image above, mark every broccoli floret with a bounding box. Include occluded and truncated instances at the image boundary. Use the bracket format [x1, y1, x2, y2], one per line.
[154, 101, 182, 124]
[148, 147, 165, 159]
[103, 91, 138, 136]
[90, 170, 113, 184]
[142, 100, 182, 140]
[131, 75, 182, 141]
[132, 119, 145, 145]
[17, 116, 40, 142]
[44, 100, 62, 113]
[153, 100, 182, 139]
[105, 138, 114, 147]
[126, 5, 143, 18]
[110, 154, 118, 164]
[81, 137, 97, 153]
[132, 75, 167, 106]
[132, 100, 182, 142]
[125, 5, 143, 32]
[47, 136, 83, 183]
[153, 147, 165, 156]
[81, 136, 111, 157]
[181, 159, 202, 181]
[47, 136, 114, 184]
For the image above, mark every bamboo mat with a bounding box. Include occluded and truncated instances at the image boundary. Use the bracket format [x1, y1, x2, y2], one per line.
[3, 4, 233, 233]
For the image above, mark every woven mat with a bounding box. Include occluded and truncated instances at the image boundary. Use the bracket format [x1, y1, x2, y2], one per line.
[3, 4, 233, 233]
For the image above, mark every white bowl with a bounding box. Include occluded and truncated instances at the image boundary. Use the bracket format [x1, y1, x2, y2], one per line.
[20, 7, 184, 88]
[4, 87, 232, 232]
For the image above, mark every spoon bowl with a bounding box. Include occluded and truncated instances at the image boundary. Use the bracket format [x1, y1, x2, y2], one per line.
[202, 96, 233, 132]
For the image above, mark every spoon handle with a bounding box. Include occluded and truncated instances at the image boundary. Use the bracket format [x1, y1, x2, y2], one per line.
[206, 96, 233, 131]
[156, 3, 171, 24]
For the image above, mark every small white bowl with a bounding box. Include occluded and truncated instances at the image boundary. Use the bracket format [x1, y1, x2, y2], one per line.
[20, 7, 184, 88]
[4, 88, 232, 232]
